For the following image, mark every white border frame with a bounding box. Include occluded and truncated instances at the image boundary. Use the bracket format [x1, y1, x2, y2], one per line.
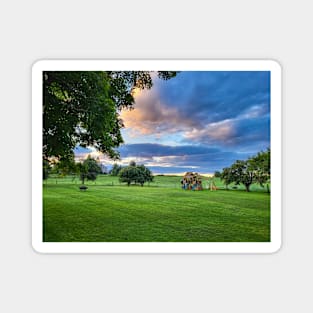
[32, 59, 282, 254]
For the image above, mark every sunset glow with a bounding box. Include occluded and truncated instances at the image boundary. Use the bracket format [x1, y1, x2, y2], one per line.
[76, 71, 270, 174]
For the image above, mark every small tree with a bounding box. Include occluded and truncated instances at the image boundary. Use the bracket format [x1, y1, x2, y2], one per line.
[119, 163, 153, 186]
[214, 171, 221, 178]
[78, 162, 88, 185]
[129, 160, 136, 167]
[119, 166, 140, 186]
[221, 167, 233, 190]
[136, 165, 154, 186]
[110, 163, 122, 176]
[78, 156, 102, 185]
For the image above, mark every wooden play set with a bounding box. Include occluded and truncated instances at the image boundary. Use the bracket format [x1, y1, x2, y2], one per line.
[181, 172, 203, 191]
[180, 172, 218, 191]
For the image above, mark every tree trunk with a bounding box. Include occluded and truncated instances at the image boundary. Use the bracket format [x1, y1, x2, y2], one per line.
[245, 184, 250, 192]
[266, 183, 270, 193]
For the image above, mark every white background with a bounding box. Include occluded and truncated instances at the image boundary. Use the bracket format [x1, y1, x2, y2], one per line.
[0, 1, 311, 312]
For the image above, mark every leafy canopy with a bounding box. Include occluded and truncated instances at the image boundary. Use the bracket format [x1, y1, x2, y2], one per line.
[43, 71, 177, 161]
[119, 162, 153, 186]
[221, 149, 270, 192]
[78, 155, 102, 184]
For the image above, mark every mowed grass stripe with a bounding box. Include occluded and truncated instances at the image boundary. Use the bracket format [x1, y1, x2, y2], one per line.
[43, 179, 270, 242]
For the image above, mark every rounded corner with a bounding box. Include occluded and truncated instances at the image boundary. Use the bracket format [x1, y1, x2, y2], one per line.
[267, 59, 282, 73]
[268, 240, 282, 254]
[31, 59, 47, 72]
[31, 241, 45, 254]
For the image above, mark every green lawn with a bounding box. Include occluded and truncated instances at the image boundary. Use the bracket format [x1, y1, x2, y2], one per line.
[43, 175, 270, 242]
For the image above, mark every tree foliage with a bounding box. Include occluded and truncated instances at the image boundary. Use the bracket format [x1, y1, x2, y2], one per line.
[220, 167, 233, 190]
[229, 160, 255, 192]
[43, 71, 177, 161]
[78, 155, 102, 185]
[51, 156, 77, 177]
[136, 164, 154, 186]
[214, 171, 221, 178]
[221, 149, 270, 192]
[110, 163, 123, 176]
[249, 149, 270, 186]
[129, 160, 136, 167]
[119, 163, 153, 186]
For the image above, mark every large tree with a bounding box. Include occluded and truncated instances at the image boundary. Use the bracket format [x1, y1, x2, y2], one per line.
[221, 149, 271, 192]
[230, 160, 255, 192]
[43, 71, 177, 161]
[248, 149, 271, 192]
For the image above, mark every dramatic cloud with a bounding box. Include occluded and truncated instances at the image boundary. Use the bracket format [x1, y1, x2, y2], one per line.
[120, 71, 270, 150]
[75, 71, 270, 173]
[156, 71, 270, 126]
[183, 115, 270, 150]
[120, 86, 196, 137]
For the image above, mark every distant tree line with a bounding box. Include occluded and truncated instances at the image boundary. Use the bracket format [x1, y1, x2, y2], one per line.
[219, 149, 270, 192]
[43, 157, 154, 187]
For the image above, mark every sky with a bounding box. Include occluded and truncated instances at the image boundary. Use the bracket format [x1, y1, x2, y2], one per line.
[75, 71, 270, 174]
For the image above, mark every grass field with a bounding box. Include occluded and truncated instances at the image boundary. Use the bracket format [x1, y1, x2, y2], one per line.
[43, 175, 270, 242]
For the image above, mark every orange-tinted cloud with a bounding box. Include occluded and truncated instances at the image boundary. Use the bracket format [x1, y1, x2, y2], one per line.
[120, 86, 196, 137]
